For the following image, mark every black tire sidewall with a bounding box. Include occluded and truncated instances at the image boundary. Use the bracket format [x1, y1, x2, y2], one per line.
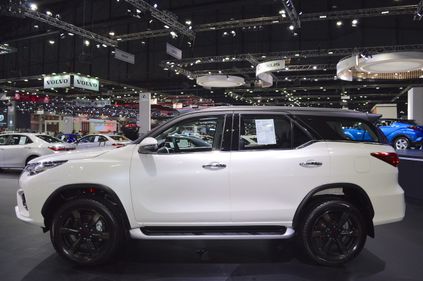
[50, 198, 122, 266]
[300, 200, 367, 266]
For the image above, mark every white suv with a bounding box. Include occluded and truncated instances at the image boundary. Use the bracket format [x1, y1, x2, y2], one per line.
[15, 107, 405, 266]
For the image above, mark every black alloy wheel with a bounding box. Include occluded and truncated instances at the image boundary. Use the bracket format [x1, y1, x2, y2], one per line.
[300, 200, 367, 266]
[50, 198, 123, 265]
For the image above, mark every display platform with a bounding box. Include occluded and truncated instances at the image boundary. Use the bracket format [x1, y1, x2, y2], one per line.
[1, 170, 423, 281]
[398, 149, 423, 202]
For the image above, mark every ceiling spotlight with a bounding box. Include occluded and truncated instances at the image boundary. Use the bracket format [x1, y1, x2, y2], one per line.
[336, 20, 343, 26]
[170, 31, 178, 38]
[48, 40, 55, 45]
[68, 32, 74, 36]
[29, 3, 38, 11]
[109, 31, 115, 36]
[46, 11, 52, 16]
[164, 25, 170, 29]
[185, 20, 192, 25]
[84, 40, 90, 46]
[352, 19, 358, 26]
[289, 25, 294, 31]
[153, 3, 158, 8]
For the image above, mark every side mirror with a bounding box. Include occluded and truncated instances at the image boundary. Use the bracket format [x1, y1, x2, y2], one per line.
[138, 137, 158, 154]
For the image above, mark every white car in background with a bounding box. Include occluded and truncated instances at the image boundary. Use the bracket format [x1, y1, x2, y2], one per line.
[75, 134, 131, 150]
[0, 133, 75, 168]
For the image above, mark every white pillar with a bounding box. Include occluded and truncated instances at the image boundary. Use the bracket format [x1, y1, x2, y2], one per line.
[138, 92, 151, 137]
[408, 87, 423, 124]
[7, 101, 15, 131]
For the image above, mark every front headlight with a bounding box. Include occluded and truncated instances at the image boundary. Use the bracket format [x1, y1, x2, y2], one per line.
[24, 160, 68, 176]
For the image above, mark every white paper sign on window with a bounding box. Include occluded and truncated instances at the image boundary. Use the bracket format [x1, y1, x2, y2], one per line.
[255, 119, 276, 145]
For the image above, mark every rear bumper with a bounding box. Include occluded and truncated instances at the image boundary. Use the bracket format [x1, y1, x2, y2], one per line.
[372, 184, 405, 226]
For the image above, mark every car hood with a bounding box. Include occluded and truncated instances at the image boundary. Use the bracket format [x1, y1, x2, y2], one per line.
[28, 149, 110, 164]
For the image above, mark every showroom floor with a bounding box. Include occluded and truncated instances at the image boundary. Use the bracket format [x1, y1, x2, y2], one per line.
[1, 170, 422, 281]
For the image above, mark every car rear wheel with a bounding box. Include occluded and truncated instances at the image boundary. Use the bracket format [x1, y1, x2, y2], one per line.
[50, 198, 123, 265]
[300, 199, 367, 266]
[25, 155, 39, 166]
[393, 136, 410, 150]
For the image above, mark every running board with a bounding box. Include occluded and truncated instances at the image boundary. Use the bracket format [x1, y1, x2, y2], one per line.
[129, 226, 295, 240]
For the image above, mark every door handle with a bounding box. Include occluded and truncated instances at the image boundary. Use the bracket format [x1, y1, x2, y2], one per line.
[202, 162, 227, 169]
[299, 160, 323, 168]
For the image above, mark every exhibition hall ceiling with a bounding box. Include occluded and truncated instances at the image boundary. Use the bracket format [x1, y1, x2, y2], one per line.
[0, 0, 423, 112]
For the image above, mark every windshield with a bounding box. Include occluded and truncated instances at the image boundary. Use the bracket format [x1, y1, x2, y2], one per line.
[110, 135, 129, 141]
[36, 135, 63, 143]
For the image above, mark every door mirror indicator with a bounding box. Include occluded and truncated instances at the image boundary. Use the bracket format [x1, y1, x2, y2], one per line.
[138, 137, 158, 154]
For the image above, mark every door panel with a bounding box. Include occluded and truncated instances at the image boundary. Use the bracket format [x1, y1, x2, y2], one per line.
[230, 114, 331, 224]
[230, 145, 331, 223]
[130, 114, 232, 225]
[130, 151, 231, 224]
[1, 135, 31, 167]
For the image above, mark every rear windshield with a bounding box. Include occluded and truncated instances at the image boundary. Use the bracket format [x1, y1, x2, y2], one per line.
[36, 135, 63, 143]
[110, 135, 129, 141]
[297, 116, 380, 143]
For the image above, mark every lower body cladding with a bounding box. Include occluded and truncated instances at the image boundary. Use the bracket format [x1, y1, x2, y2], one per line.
[129, 226, 296, 240]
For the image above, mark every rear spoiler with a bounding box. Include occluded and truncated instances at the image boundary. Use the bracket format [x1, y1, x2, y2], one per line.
[366, 113, 382, 123]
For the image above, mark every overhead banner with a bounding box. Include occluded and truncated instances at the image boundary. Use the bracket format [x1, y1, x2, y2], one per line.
[114, 48, 135, 64]
[256, 60, 285, 88]
[73, 75, 100, 92]
[44, 74, 71, 89]
[75, 99, 110, 107]
[166, 43, 182, 60]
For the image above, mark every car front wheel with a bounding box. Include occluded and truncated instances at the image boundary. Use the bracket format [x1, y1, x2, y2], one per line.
[300, 199, 367, 266]
[50, 198, 123, 265]
[393, 136, 410, 150]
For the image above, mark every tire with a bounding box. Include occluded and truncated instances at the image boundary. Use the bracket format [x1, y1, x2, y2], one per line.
[50, 198, 123, 266]
[25, 155, 39, 166]
[299, 199, 367, 266]
[393, 136, 410, 150]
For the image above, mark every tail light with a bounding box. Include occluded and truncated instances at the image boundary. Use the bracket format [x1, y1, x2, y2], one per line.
[112, 143, 125, 148]
[49, 146, 66, 151]
[371, 152, 400, 167]
[408, 126, 423, 131]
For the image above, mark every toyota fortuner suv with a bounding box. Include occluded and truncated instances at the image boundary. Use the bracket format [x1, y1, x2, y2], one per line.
[15, 106, 405, 266]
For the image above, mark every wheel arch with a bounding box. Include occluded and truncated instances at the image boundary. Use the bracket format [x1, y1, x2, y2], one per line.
[41, 183, 131, 233]
[25, 155, 40, 165]
[293, 183, 375, 238]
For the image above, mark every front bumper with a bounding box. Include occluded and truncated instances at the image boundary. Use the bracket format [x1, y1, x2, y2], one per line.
[15, 189, 33, 223]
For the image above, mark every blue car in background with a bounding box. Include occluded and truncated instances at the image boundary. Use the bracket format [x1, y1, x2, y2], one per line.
[57, 133, 80, 143]
[377, 119, 423, 150]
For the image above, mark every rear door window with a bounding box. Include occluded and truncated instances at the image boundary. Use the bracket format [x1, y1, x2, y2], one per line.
[36, 135, 62, 143]
[239, 115, 291, 150]
[9, 135, 32, 145]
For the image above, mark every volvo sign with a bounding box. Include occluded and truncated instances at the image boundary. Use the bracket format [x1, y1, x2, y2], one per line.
[73, 75, 100, 92]
[43, 74, 71, 89]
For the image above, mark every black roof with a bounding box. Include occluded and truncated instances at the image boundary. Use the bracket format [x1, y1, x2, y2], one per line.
[195, 106, 381, 122]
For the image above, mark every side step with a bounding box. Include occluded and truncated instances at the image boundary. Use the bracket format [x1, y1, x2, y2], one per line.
[129, 226, 295, 240]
